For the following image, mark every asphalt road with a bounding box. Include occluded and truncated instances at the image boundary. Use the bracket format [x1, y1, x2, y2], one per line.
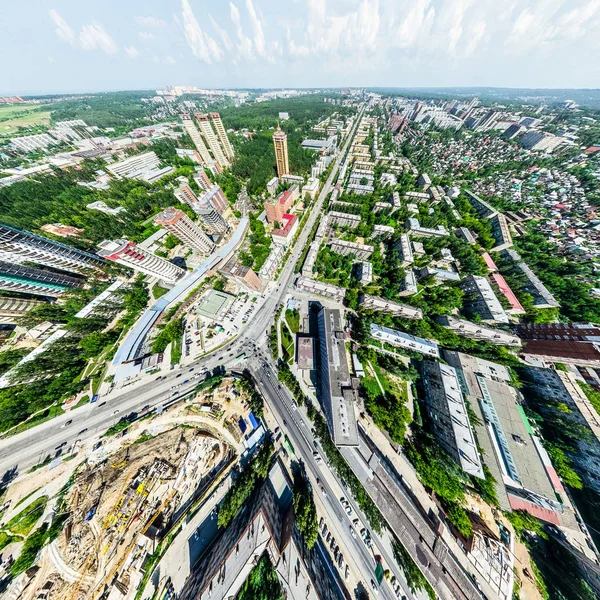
[248, 353, 409, 600]
[0, 106, 364, 481]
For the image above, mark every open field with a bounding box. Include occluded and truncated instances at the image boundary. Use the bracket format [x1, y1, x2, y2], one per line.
[0, 104, 54, 136]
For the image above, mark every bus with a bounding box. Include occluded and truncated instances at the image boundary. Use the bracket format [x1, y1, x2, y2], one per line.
[283, 435, 295, 457]
[232, 353, 246, 364]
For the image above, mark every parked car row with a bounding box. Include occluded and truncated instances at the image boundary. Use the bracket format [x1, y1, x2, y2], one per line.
[320, 517, 350, 582]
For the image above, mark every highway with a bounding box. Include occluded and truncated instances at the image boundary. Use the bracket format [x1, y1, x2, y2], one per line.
[0, 106, 363, 480]
[248, 351, 412, 600]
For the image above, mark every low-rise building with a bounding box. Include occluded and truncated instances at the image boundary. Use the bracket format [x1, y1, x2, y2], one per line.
[303, 177, 320, 200]
[329, 239, 374, 260]
[398, 270, 418, 296]
[502, 249, 560, 309]
[404, 191, 430, 203]
[464, 190, 498, 219]
[265, 188, 295, 224]
[394, 233, 414, 266]
[356, 261, 373, 285]
[360, 294, 422, 319]
[489, 214, 513, 251]
[372, 224, 394, 239]
[437, 315, 521, 346]
[219, 258, 262, 291]
[266, 176, 279, 196]
[328, 211, 361, 229]
[296, 276, 346, 302]
[460, 275, 510, 324]
[106, 151, 174, 183]
[271, 214, 298, 246]
[421, 359, 484, 479]
[370, 323, 439, 357]
[405, 218, 448, 238]
[455, 227, 477, 244]
[417, 267, 461, 283]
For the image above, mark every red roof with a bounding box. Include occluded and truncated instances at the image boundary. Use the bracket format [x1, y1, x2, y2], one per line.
[481, 252, 498, 271]
[507, 495, 560, 525]
[492, 274, 525, 312]
[271, 213, 298, 237]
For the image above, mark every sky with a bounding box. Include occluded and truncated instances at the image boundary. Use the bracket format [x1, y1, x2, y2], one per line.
[1, 0, 599, 95]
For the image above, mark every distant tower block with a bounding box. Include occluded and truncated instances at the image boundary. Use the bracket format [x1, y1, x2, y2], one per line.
[195, 113, 229, 169]
[181, 112, 213, 165]
[209, 113, 234, 160]
[154, 207, 215, 254]
[273, 126, 290, 177]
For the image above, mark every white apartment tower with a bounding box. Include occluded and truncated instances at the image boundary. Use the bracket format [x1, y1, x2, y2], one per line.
[154, 208, 215, 254]
[97, 240, 185, 284]
[181, 113, 213, 165]
[195, 205, 230, 235]
[209, 113, 234, 160]
[195, 113, 229, 169]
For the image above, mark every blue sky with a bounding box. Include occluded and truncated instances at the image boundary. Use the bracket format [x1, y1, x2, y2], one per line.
[1, 0, 599, 95]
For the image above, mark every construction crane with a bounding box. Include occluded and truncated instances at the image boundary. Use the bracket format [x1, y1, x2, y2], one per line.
[88, 489, 177, 600]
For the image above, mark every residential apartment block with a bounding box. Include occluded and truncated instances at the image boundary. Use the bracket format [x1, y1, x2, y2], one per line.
[154, 208, 215, 254]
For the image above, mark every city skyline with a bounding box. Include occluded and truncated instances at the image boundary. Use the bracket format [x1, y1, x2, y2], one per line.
[2, 0, 600, 95]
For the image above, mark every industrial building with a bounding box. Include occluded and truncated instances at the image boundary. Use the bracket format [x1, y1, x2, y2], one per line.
[317, 307, 359, 447]
[445, 352, 564, 522]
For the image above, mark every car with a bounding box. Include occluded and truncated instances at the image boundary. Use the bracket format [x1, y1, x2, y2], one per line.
[345, 506, 353, 516]
[352, 518, 360, 528]
[112, 410, 119, 415]
[176, 374, 182, 378]
[98, 402, 106, 407]
[63, 420, 72, 427]
[189, 367, 195, 372]
[183, 380, 189, 384]
[78, 428, 87, 434]
[364, 537, 372, 548]
[55, 441, 67, 449]
[344, 565, 350, 582]
[340, 496, 346, 503]
[325, 532, 331, 543]
[92, 441, 103, 451]
[349, 526, 356, 539]
[337, 554, 343, 568]
[370, 580, 379, 595]
[360, 528, 367, 537]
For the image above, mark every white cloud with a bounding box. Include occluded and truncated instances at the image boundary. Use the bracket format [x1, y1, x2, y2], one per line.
[125, 45, 140, 59]
[48, 9, 76, 45]
[210, 15, 233, 51]
[135, 16, 167, 27]
[138, 31, 154, 41]
[79, 23, 118, 55]
[230, 2, 255, 61]
[245, 0, 266, 57]
[165, 55, 177, 65]
[48, 9, 118, 55]
[181, 0, 223, 63]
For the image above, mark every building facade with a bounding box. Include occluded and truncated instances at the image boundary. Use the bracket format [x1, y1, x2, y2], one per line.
[154, 208, 215, 254]
[273, 126, 290, 177]
[0, 224, 105, 275]
[0, 261, 82, 297]
[181, 113, 213, 164]
[97, 240, 185, 284]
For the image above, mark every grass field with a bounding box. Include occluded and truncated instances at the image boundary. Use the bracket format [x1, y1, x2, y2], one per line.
[0, 104, 54, 136]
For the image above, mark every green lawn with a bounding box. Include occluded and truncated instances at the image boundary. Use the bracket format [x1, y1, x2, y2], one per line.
[285, 309, 300, 334]
[0, 531, 18, 551]
[0, 104, 54, 136]
[5, 496, 48, 536]
[280, 322, 294, 364]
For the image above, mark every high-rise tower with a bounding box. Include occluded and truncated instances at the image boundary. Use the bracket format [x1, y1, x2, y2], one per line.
[97, 240, 185, 284]
[180, 113, 213, 165]
[273, 126, 289, 177]
[195, 113, 229, 169]
[154, 208, 215, 254]
[209, 112, 234, 160]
